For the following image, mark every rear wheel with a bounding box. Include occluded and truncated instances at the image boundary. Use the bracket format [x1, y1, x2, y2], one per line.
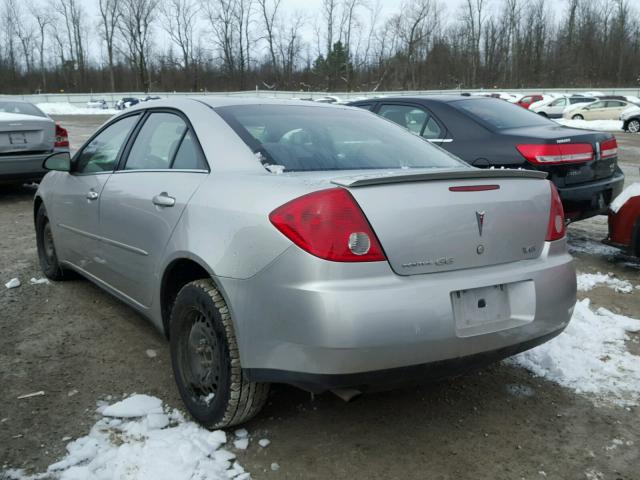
[538, 112, 548, 117]
[628, 119, 640, 133]
[35, 204, 66, 280]
[572, 114, 584, 120]
[170, 279, 269, 428]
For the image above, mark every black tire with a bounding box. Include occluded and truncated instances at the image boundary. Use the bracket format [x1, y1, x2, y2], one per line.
[169, 279, 269, 428]
[628, 119, 640, 134]
[35, 204, 66, 280]
[538, 112, 548, 117]
[572, 114, 584, 120]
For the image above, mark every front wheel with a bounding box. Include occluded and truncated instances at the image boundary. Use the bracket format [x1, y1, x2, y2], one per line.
[35, 204, 66, 280]
[628, 119, 640, 133]
[170, 279, 270, 428]
[572, 114, 584, 120]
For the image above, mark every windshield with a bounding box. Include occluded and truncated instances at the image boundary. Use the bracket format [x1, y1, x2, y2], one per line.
[0, 101, 46, 117]
[215, 104, 466, 172]
[452, 98, 553, 130]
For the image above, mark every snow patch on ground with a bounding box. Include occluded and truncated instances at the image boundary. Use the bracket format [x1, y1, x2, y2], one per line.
[577, 272, 633, 293]
[511, 299, 640, 406]
[36, 102, 118, 116]
[554, 118, 623, 131]
[3, 395, 250, 480]
[5, 278, 20, 289]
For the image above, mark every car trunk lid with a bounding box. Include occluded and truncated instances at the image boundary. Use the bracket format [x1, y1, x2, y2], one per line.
[0, 113, 54, 155]
[334, 169, 551, 275]
[503, 125, 618, 186]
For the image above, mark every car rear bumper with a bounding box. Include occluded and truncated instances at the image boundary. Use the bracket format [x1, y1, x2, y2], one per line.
[558, 170, 625, 220]
[0, 152, 51, 182]
[220, 239, 576, 391]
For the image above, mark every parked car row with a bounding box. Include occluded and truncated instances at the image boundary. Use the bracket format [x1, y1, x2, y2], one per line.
[85, 95, 163, 110]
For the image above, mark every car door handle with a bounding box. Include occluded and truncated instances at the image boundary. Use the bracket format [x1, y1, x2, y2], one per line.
[86, 191, 99, 200]
[152, 193, 175, 207]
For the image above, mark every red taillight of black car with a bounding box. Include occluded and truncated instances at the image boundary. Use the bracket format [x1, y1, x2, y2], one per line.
[55, 124, 69, 148]
[269, 188, 386, 262]
[516, 143, 594, 165]
[600, 138, 618, 159]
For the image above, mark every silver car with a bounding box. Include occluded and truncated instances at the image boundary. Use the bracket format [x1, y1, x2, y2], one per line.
[0, 100, 69, 183]
[34, 98, 576, 428]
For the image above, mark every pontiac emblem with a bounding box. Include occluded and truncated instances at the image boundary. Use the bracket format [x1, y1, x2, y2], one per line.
[476, 211, 486, 236]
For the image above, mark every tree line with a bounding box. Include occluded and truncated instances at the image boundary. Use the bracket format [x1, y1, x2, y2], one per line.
[1, 0, 639, 94]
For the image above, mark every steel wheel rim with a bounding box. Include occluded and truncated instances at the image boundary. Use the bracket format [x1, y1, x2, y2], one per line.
[179, 309, 221, 404]
[43, 221, 56, 266]
[629, 120, 640, 133]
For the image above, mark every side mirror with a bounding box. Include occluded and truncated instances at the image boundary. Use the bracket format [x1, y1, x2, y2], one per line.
[43, 151, 71, 172]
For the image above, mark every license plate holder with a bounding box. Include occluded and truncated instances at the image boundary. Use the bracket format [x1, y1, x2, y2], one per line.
[9, 132, 27, 145]
[452, 284, 510, 331]
[451, 281, 536, 337]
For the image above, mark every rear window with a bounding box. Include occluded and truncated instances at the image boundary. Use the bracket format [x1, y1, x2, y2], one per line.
[452, 98, 553, 130]
[215, 105, 465, 172]
[0, 101, 46, 117]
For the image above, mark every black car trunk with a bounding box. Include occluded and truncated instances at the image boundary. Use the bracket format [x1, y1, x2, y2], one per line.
[500, 125, 618, 189]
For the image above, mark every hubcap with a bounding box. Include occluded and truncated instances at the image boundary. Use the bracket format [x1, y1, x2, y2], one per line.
[629, 120, 640, 133]
[180, 310, 221, 404]
[43, 222, 56, 265]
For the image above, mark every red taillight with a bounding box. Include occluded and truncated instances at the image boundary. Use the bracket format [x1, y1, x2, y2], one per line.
[516, 143, 594, 165]
[546, 182, 566, 241]
[269, 188, 386, 262]
[600, 138, 617, 159]
[55, 124, 69, 148]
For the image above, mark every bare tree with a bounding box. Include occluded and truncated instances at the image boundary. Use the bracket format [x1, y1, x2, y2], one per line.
[52, 0, 87, 86]
[98, 0, 122, 92]
[257, 0, 282, 80]
[29, 1, 51, 91]
[160, 0, 200, 89]
[118, 0, 159, 92]
[322, 0, 338, 56]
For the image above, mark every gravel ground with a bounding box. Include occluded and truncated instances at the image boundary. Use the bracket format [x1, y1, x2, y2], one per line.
[0, 116, 639, 479]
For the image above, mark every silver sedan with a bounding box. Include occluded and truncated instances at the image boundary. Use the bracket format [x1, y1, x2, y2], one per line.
[0, 100, 69, 183]
[34, 98, 576, 427]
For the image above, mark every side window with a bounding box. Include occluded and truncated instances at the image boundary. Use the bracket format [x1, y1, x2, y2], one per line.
[606, 101, 625, 108]
[74, 114, 139, 174]
[521, 96, 532, 103]
[125, 112, 187, 170]
[378, 104, 442, 139]
[354, 103, 373, 111]
[552, 98, 567, 107]
[172, 131, 208, 170]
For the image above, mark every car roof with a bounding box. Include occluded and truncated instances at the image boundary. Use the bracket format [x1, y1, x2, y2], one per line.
[349, 95, 497, 104]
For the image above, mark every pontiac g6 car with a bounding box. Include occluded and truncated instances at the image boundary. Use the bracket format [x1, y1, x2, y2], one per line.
[34, 98, 576, 427]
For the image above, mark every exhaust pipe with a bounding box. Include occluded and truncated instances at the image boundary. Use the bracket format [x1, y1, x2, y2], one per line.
[330, 388, 362, 402]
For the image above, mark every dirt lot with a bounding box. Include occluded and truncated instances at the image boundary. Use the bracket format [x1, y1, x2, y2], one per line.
[1, 116, 639, 479]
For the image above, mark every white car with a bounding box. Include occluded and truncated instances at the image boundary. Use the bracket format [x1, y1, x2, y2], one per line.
[563, 99, 631, 121]
[86, 99, 108, 109]
[532, 96, 597, 118]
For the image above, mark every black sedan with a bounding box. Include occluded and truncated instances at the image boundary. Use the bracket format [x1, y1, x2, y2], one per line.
[348, 96, 625, 221]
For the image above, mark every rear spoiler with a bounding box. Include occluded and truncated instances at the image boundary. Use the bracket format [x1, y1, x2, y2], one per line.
[331, 168, 547, 188]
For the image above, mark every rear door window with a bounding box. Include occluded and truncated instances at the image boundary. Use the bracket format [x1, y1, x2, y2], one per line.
[172, 130, 207, 170]
[124, 112, 187, 170]
[378, 104, 443, 139]
[606, 101, 626, 108]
